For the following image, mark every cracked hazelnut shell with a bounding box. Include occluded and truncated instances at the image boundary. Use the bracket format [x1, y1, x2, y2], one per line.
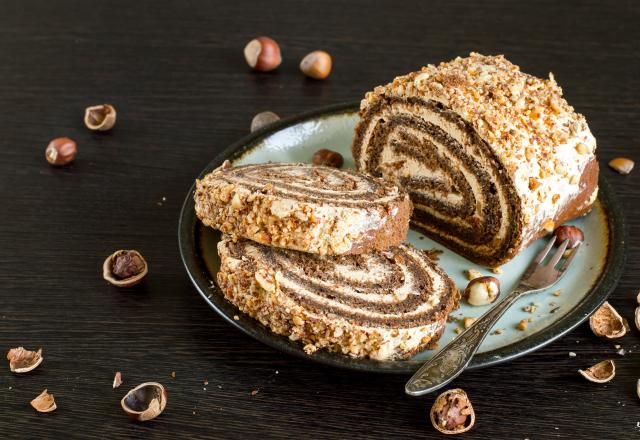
[7, 347, 43, 373]
[589, 301, 627, 339]
[121, 382, 167, 421]
[430, 388, 475, 435]
[579, 360, 615, 383]
[84, 104, 116, 131]
[31, 389, 57, 413]
[103, 250, 148, 287]
[464, 276, 500, 306]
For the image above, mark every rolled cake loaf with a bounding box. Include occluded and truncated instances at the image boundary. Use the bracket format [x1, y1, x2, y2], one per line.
[217, 235, 459, 360]
[353, 53, 598, 266]
[194, 161, 412, 255]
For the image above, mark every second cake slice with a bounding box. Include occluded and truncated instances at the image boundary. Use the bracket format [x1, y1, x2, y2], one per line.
[194, 161, 412, 255]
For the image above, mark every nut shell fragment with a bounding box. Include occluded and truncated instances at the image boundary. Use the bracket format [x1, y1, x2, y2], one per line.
[121, 382, 167, 422]
[103, 250, 148, 287]
[84, 104, 116, 131]
[430, 388, 475, 435]
[578, 360, 615, 383]
[7, 347, 43, 373]
[589, 301, 627, 339]
[31, 389, 57, 413]
[608, 157, 634, 175]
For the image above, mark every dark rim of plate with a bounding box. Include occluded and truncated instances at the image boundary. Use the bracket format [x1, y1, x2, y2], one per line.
[178, 102, 626, 374]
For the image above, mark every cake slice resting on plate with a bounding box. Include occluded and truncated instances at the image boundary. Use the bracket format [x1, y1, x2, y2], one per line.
[216, 235, 459, 360]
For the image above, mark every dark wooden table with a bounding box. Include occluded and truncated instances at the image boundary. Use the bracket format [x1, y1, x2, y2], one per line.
[1, 0, 639, 438]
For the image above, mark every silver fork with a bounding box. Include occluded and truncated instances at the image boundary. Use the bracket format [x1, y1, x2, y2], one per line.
[405, 236, 580, 396]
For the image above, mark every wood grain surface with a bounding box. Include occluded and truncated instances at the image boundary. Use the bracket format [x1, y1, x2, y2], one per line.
[1, 0, 639, 438]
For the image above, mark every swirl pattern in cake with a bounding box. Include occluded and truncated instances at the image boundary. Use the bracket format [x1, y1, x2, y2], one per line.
[217, 235, 459, 360]
[353, 53, 599, 266]
[194, 161, 412, 255]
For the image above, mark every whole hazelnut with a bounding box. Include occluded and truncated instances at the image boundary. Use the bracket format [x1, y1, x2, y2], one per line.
[103, 250, 148, 287]
[84, 104, 116, 131]
[299, 50, 332, 80]
[312, 148, 343, 168]
[464, 276, 500, 306]
[45, 137, 77, 166]
[553, 225, 584, 249]
[244, 37, 281, 72]
[250, 111, 280, 132]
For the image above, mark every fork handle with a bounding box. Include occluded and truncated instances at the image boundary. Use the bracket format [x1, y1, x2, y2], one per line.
[405, 286, 529, 396]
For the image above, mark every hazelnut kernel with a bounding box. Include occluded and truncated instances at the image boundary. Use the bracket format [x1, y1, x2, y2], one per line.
[312, 148, 343, 168]
[250, 111, 280, 132]
[575, 143, 589, 155]
[463, 317, 476, 329]
[608, 157, 634, 175]
[553, 225, 584, 249]
[243, 37, 281, 72]
[464, 276, 500, 306]
[84, 104, 116, 131]
[45, 137, 77, 166]
[299, 50, 332, 80]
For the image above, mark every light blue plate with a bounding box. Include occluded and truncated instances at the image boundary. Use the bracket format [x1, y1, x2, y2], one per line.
[179, 103, 625, 373]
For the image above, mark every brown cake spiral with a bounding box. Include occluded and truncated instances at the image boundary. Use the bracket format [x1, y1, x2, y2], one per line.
[194, 161, 412, 255]
[216, 235, 459, 360]
[353, 53, 599, 266]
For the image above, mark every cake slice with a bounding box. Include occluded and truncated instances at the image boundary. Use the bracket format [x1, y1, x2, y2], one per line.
[353, 53, 598, 266]
[194, 161, 412, 255]
[216, 235, 459, 360]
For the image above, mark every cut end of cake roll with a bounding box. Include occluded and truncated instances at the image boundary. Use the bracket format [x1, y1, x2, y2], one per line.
[353, 53, 599, 266]
[194, 161, 412, 255]
[216, 235, 459, 360]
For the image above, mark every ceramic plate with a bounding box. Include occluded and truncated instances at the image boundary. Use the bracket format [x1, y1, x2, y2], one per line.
[179, 102, 625, 373]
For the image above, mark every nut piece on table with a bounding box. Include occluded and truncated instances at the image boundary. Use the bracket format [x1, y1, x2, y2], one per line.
[430, 388, 475, 435]
[121, 382, 167, 422]
[464, 268, 483, 281]
[589, 301, 628, 339]
[300, 50, 332, 80]
[6, 347, 43, 373]
[312, 149, 343, 168]
[608, 157, 634, 175]
[553, 225, 584, 249]
[578, 359, 615, 383]
[103, 250, 148, 287]
[84, 104, 116, 131]
[7, 347, 44, 374]
[244, 36, 281, 72]
[31, 389, 57, 413]
[250, 111, 280, 132]
[464, 276, 500, 306]
[635, 306, 640, 332]
[113, 371, 123, 389]
[45, 137, 77, 166]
